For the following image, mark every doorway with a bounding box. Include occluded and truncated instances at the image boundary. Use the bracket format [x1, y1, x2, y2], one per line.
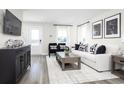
[30, 27, 43, 55]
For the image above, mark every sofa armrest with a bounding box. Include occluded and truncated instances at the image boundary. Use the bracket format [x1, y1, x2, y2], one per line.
[83, 53, 111, 71]
[94, 54, 111, 71]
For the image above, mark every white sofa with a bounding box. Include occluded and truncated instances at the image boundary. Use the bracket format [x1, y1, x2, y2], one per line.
[72, 50, 111, 72]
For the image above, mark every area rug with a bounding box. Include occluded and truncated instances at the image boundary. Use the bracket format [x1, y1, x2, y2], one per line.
[82, 78, 124, 84]
[46, 56, 118, 84]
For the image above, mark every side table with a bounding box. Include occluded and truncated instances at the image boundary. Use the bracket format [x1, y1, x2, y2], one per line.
[111, 55, 124, 79]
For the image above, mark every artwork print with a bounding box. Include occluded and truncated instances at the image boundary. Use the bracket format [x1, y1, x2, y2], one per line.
[104, 13, 121, 38]
[92, 20, 103, 39]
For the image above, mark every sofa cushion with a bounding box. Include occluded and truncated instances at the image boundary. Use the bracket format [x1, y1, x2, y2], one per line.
[72, 50, 85, 57]
[72, 49, 111, 71]
[83, 52, 109, 62]
[73, 49, 108, 62]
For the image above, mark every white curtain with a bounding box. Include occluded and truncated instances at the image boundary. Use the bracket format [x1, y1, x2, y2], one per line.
[55, 26, 71, 46]
[77, 23, 89, 43]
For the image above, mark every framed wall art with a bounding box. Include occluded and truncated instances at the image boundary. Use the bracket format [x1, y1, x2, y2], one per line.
[92, 20, 103, 39]
[104, 13, 121, 38]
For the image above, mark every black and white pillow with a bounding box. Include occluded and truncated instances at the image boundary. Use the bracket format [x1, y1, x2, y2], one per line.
[84, 44, 88, 52]
[78, 43, 88, 52]
[60, 45, 65, 49]
[50, 46, 57, 49]
[90, 44, 97, 54]
[78, 43, 84, 51]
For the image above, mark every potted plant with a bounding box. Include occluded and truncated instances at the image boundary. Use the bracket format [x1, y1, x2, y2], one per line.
[64, 46, 70, 55]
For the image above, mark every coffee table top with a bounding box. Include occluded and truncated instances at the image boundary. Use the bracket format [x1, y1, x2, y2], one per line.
[56, 52, 80, 59]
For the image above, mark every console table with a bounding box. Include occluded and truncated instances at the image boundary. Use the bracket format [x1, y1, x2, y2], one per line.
[0, 45, 31, 83]
[111, 55, 124, 79]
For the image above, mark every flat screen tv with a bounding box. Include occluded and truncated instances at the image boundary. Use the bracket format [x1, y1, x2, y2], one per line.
[3, 9, 22, 36]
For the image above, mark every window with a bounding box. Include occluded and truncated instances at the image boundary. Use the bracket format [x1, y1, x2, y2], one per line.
[57, 27, 67, 43]
[31, 29, 40, 46]
[56, 26, 71, 45]
[31, 29, 40, 40]
[77, 23, 89, 43]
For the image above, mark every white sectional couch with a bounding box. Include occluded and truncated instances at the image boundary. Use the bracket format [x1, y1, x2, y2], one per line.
[72, 50, 111, 72]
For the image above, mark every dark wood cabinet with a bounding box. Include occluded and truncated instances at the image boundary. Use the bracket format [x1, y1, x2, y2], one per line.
[0, 45, 31, 83]
[111, 55, 124, 79]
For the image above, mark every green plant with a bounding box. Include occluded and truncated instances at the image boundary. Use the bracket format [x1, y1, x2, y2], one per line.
[64, 46, 69, 52]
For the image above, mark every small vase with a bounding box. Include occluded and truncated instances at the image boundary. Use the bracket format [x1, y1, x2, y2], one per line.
[65, 51, 69, 56]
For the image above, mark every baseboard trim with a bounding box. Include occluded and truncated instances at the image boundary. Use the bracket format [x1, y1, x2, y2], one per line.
[41, 53, 48, 56]
[31, 53, 48, 56]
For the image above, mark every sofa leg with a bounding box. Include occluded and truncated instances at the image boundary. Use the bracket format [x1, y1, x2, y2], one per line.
[49, 53, 50, 57]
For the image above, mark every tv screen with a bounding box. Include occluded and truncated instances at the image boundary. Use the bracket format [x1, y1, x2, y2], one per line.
[3, 9, 22, 36]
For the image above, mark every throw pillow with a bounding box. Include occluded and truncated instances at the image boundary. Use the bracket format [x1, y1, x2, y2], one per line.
[78, 43, 84, 51]
[60, 45, 65, 49]
[84, 44, 88, 52]
[75, 44, 80, 50]
[90, 44, 97, 54]
[96, 45, 106, 54]
[78, 43, 88, 52]
[50, 46, 57, 49]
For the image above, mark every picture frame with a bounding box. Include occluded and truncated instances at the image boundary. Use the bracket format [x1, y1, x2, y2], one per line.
[92, 20, 103, 39]
[104, 13, 121, 38]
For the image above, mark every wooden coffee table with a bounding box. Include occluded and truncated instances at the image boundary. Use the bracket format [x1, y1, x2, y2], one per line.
[56, 52, 81, 71]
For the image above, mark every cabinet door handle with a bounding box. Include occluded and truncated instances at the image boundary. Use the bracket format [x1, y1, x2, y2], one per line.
[120, 60, 124, 62]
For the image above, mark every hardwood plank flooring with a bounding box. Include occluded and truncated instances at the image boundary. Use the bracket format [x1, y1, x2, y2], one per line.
[19, 55, 124, 84]
[19, 55, 49, 84]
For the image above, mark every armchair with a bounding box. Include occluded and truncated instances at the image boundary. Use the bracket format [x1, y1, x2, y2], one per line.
[49, 43, 57, 57]
[57, 43, 66, 52]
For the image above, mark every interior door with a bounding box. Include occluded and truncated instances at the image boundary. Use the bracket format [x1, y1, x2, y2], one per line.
[30, 27, 43, 55]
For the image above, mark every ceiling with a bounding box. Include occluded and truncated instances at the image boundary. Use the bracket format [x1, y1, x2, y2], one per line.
[22, 9, 112, 24]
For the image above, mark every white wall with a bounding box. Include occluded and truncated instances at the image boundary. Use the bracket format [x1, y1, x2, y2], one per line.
[0, 9, 77, 55]
[22, 22, 78, 55]
[22, 22, 57, 55]
[70, 25, 77, 46]
[9, 9, 23, 21]
[1, 9, 122, 55]
[0, 9, 24, 48]
[79, 9, 124, 54]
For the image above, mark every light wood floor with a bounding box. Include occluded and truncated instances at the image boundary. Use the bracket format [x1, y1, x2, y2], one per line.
[19, 55, 124, 84]
[19, 55, 49, 84]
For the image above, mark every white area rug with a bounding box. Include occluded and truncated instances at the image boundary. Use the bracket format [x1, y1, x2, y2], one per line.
[46, 56, 118, 84]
